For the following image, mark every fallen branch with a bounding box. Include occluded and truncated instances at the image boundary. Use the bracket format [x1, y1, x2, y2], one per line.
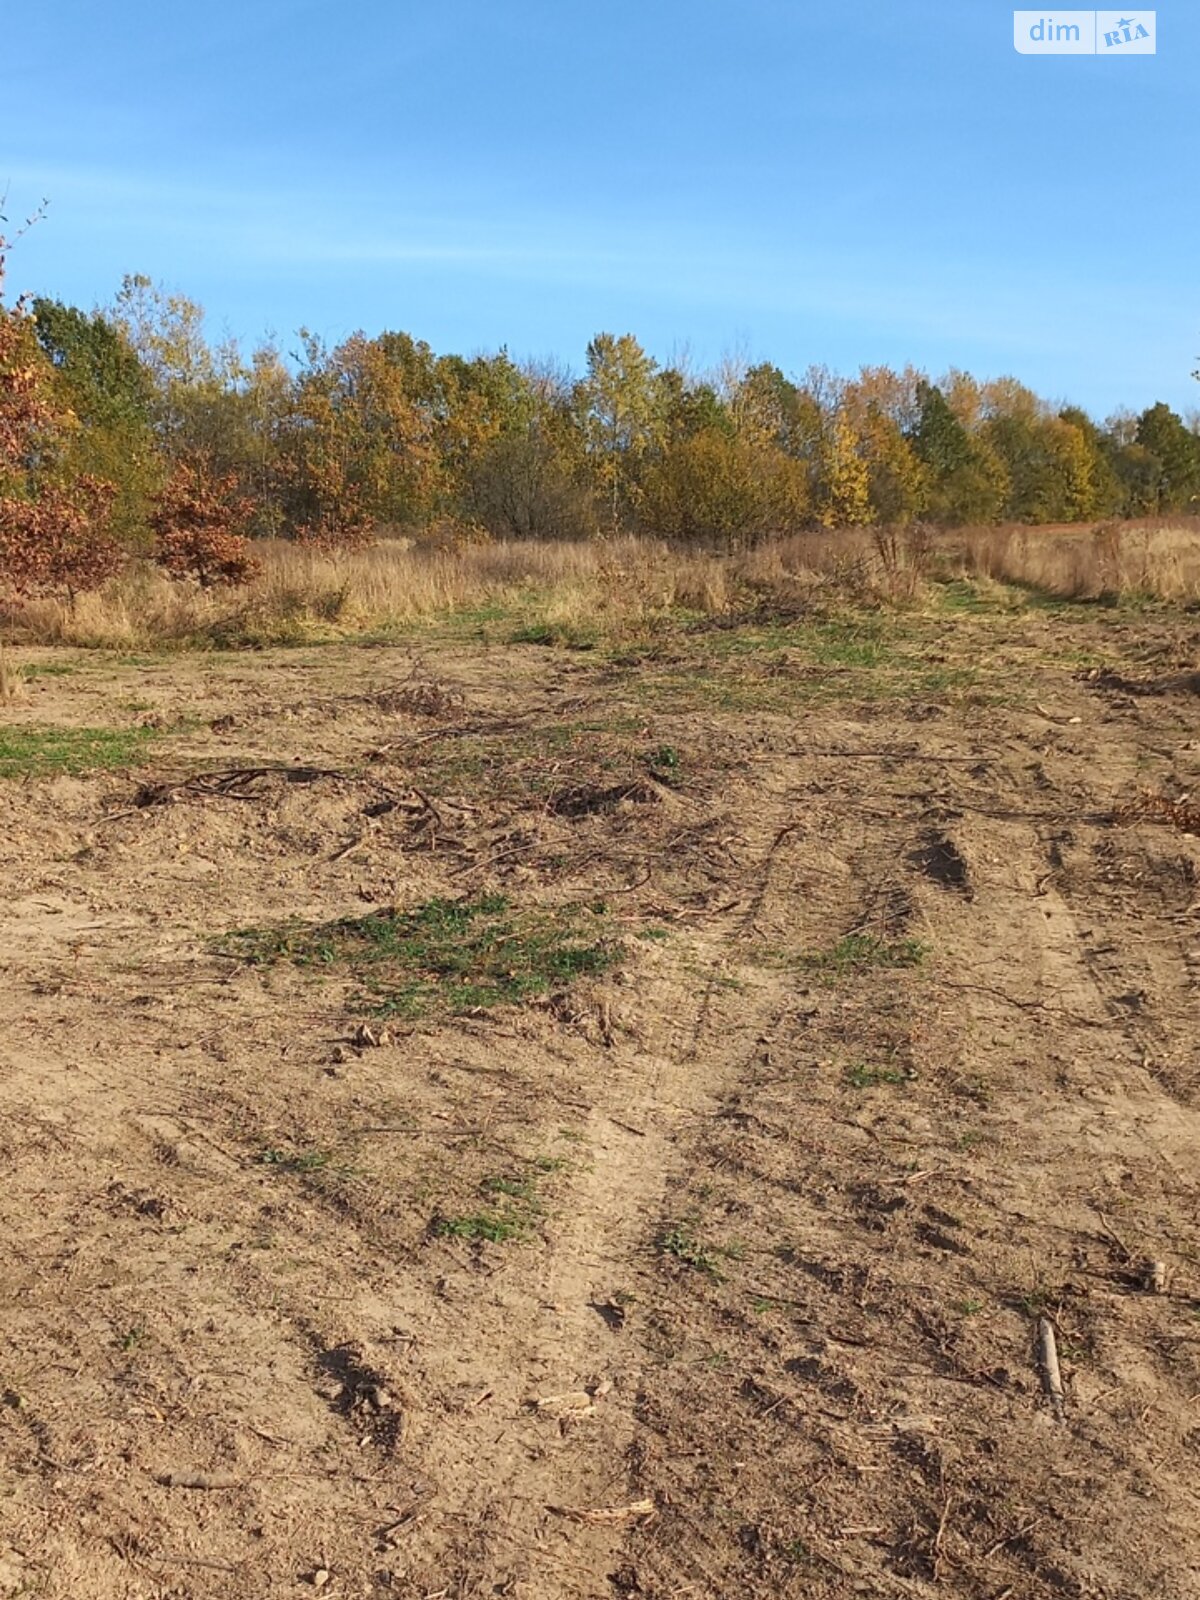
[105, 765, 348, 821]
[1097, 1210, 1133, 1262]
[141, 1553, 240, 1572]
[938, 979, 1107, 1030]
[154, 1470, 241, 1490]
[1036, 1317, 1065, 1421]
[547, 1498, 655, 1526]
[1115, 791, 1200, 834]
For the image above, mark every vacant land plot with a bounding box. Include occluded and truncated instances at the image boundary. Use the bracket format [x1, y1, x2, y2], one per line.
[1, 585, 1199, 1599]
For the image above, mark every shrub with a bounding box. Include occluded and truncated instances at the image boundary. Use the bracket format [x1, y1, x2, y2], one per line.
[1, 284, 125, 598]
[640, 428, 811, 551]
[150, 459, 261, 586]
[0, 478, 124, 597]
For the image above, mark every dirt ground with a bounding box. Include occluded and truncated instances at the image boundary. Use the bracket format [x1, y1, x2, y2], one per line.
[2, 600, 1200, 1599]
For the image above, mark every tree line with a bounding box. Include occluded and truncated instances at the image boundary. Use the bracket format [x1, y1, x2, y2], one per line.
[4, 249, 1200, 595]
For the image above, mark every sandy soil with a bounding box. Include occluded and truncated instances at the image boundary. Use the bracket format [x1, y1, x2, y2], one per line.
[1, 607, 1199, 1599]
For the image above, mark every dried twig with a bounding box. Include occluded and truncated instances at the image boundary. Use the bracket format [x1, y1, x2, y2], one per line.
[1036, 1317, 1066, 1421]
[1115, 791, 1200, 834]
[938, 978, 1106, 1030]
[154, 1470, 241, 1490]
[105, 765, 346, 822]
[141, 1553, 240, 1573]
[547, 1498, 655, 1526]
[982, 1517, 1042, 1560]
[932, 1479, 955, 1580]
[1097, 1210, 1133, 1262]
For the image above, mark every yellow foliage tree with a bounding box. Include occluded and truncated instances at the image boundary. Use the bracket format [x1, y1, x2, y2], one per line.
[816, 410, 872, 527]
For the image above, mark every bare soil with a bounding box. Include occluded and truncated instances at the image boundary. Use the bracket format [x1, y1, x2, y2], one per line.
[2, 605, 1200, 1599]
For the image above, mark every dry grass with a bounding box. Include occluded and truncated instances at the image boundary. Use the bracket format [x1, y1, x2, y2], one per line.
[945, 518, 1200, 602]
[0, 645, 28, 702]
[3, 520, 1198, 652]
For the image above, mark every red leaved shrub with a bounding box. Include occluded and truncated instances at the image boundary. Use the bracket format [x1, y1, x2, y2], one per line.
[2, 237, 126, 598]
[0, 477, 124, 597]
[151, 461, 261, 587]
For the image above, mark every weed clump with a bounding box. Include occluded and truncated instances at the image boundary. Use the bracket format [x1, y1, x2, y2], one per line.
[434, 1155, 567, 1245]
[801, 933, 927, 975]
[220, 893, 619, 1020]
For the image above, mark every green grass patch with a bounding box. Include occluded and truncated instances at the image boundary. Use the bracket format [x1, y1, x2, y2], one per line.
[706, 616, 895, 666]
[801, 933, 927, 975]
[22, 661, 81, 679]
[659, 1221, 732, 1278]
[845, 1062, 910, 1089]
[435, 1154, 567, 1244]
[633, 628, 981, 714]
[510, 620, 600, 651]
[434, 1209, 530, 1244]
[0, 724, 160, 779]
[221, 893, 620, 1020]
[256, 1146, 332, 1174]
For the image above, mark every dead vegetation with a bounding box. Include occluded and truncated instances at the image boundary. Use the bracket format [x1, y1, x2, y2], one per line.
[2, 518, 1200, 651]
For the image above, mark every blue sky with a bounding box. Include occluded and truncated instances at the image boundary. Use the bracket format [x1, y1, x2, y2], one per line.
[3, 1, 1197, 416]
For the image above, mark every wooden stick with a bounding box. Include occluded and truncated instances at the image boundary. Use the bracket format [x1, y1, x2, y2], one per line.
[1097, 1210, 1133, 1262]
[1037, 1318, 1065, 1421]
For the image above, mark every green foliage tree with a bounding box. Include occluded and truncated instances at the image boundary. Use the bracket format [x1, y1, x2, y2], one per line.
[32, 297, 161, 544]
[730, 363, 822, 463]
[982, 413, 1098, 522]
[910, 381, 1008, 524]
[1059, 406, 1124, 516]
[1135, 403, 1200, 513]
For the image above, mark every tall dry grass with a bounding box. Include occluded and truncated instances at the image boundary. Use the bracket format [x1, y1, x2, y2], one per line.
[0, 537, 782, 650]
[3, 521, 1198, 651]
[944, 519, 1200, 601]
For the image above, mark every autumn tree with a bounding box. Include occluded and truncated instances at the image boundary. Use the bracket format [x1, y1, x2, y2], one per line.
[640, 426, 810, 549]
[729, 363, 821, 463]
[576, 333, 660, 531]
[1059, 406, 1124, 516]
[276, 331, 440, 543]
[815, 409, 872, 527]
[150, 459, 260, 586]
[0, 223, 123, 596]
[842, 371, 929, 523]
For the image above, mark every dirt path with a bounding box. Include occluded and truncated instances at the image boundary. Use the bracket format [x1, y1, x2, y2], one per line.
[1, 620, 1199, 1598]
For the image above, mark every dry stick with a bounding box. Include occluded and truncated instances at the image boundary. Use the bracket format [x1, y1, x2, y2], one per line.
[937, 978, 1107, 1030]
[142, 1554, 240, 1573]
[982, 1517, 1042, 1561]
[154, 1470, 241, 1490]
[932, 1483, 955, 1581]
[1036, 1318, 1066, 1421]
[784, 748, 987, 762]
[1097, 1210, 1134, 1262]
